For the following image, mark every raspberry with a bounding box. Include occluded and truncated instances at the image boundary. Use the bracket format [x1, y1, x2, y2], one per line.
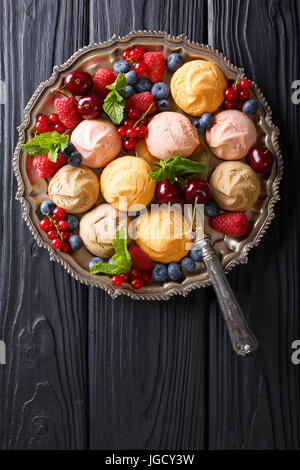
[93, 68, 117, 98]
[142, 52, 165, 83]
[125, 92, 156, 114]
[54, 97, 80, 130]
[209, 212, 248, 238]
[33, 153, 67, 178]
[129, 245, 153, 272]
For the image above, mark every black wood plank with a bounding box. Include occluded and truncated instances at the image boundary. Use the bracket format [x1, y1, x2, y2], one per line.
[88, 0, 208, 450]
[207, 0, 300, 449]
[0, 0, 89, 449]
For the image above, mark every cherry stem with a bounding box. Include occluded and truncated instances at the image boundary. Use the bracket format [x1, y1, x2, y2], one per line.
[56, 89, 77, 105]
[264, 148, 269, 154]
[45, 213, 63, 242]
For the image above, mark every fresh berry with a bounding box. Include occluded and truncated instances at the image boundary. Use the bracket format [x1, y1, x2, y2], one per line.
[239, 78, 251, 90]
[60, 241, 71, 253]
[141, 271, 151, 285]
[113, 60, 130, 74]
[192, 118, 206, 135]
[166, 53, 183, 72]
[168, 262, 182, 281]
[93, 68, 117, 98]
[35, 116, 49, 133]
[68, 151, 82, 167]
[200, 113, 213, 128]
[119, 85, 134, 98]
[125, 91, 156, 114]
[117, 126, 127, 137]
[152, 264, 168, 282]
[122, 48, 132, 61]
[58, 220, 68, 231]
[130, 278, 143, 290]
[181, 256, 195, 272]
[40, 218, 53, 232]
[54, 123, 66, 134]
[123, 139, 136, 151]
[112, 274, 123, 286]
[89, 256, 105, 270]
[151, 82, 169, 100]
[248, 146, 274, 173]
[235, 100, 244, 110]
[52, 238, 62, 250]
[132, 46, 145, 60]
[224, 88, 236, 101]
[242, 99, 259, 115]
[47, 229, 58, 240]
[135, 125, 148, 138]
[123, 118, 135, 128]
[33, 153, 67, 178]
[64, 71, 93, 96]
[54, 97, 80, 130]
[130, 267, 142, 279]
[36, 114, 45, 121]
[61, 141, 75, 158]
[127, 107, 140, 120]
[126, 128, 136, 138]
[120, 273, 130, 282]
[68, 234, 83, 250]
[204, 200, 220, 217]
[157, 99, 171, 112]
[40, 200, 56, 215]
[238, 89, 250, 102]
[209, 212, 248, 237]
[129, 245, 153, 272]
[184, 179, 212, 204]
[66, 214, 79, 231]
[61, 230, 70, 241]
[155, 179, 182, 204]
[189, 247, 202, 262]
[48, 113, 60, 125]
[53, 207, 67, 220]
[108, 257, 115, 265]
[224, 99, 235, 109]
[77, 94, 102, 119]
[142, 51, 165, 83]
[125, 70, 138, 85]
[134, 61, 146, 77]
[135, 77, 152, 93]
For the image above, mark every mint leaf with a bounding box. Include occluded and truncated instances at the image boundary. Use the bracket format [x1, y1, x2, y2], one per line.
[90, 262, 121, 275]
[21, 131, 69, 163]
[150, 155, 206, 183]
[106, 73, 127, 92]
[103, 91, 125, 124]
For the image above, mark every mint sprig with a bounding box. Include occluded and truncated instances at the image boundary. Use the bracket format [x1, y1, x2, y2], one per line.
[149, 155, 206, 184]
[21, 131, 69, 162]
[103, 73, 127, 124]
[90, 226, 132, 276]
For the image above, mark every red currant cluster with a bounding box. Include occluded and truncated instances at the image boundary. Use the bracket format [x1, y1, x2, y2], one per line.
[117, 107, 148, 151]
[122, 46, 146, 76]
[39, 207, 71, 252]
[223, 78, 251, 110]
[35, 113, 66, 134]
[112, 267, 152, 290]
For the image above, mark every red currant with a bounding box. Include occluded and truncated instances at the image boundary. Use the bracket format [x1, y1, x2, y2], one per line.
[238, 89, 250, 101]
[60, 241, 71, 253]
[35, 116, 49, 133]
[131, 278, 143, 290]
[224, 88, 237, 101]
[128, 107, 140, 120]
[117, 126, 127, 137]
[239, 78, 251, 90]
[224, 99, 235, 109]
[54, 123, 66, 134]
[48, 113, 60, 125]
[123, 139, 136, 151]
[40, 218, 52, 232]
[112, 275, 123, 287]
[235, 100, 244, 110]
[141, 271, 151, 285]
[120, 273, 130, 282]
[53, 207, 67, 220]
[47, 229, 58, 240]
[131, 267, 141, 279]
[122, 48, 132, 61]
[135, 125, 148, 138]
[129, 49, 140, 61]
[134, 61, 146, 76]
[61, 230, 70, 241]
[123, 119, 135, 128]
[36, 114, 45, 121]
[52, 238, 62, 250]
[58, 220, 68, 230]
[133, 47, 144, 60]
[126, 127, 136, 138]
[140, 117, 148, 126]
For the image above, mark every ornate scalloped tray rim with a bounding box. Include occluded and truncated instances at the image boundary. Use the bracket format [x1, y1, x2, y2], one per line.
[13, 30, 283, 300]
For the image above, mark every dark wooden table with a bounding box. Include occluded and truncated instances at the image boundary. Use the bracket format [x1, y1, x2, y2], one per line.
[0, 0, 299, 450]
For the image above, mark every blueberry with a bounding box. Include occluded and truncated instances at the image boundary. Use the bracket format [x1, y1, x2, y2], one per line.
[242, 99, 259, 115]
[166, 53, 183, 72]
[89, 256, 105, 270]
[200, 113, 213, 129]
[68, 151, 82, 167]
[119, 85, 134, 98]
[151, 82, 170, 100]
[181, 256, 195, 272]
[125, 70, 138, 85]
[135, 77, 152, 93]
[168, 262, 182, 281]
[61, 141, 75, 158]
[152, 263, 168, 282]
[204, 200, 219, 217]
[69, 234, 83, 251]
[113, 60, 130, 74]
[189, 247, 202, 262]
[66, 214, 79, 231]
[192, 118, 206, 135]
[108, 257, 115, 265]
[157, 99, 171, 112]
[40, 200, 56, 215]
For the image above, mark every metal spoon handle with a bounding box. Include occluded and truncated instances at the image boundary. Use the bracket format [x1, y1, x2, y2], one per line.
[200, 238, 259, 357]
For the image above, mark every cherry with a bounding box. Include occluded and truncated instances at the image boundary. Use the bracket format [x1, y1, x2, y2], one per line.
[224, 88, 236, 101]
[58, 220, 69, 231]
[64, 71, 93, 96]
[134, 61, 146, 76]
[239, 78, 251, 90]
[117, 126, 127, 137]
[123, 139, 136, 151]
[48, 113, 60, 125]
[126, 127, 136, 138]
[47, 229, 58, 240]
[135, 125, 148, 138]
[184, 179, 212, 204]
[155, 179, 182, 204]
[112, 275, 123, 286]
[120, 273, 130, 282]
[54, 123, 66, 134]
[238, 89, 250, 102]
[60, 241, 71, 253]
[131, 267, 141, 279]
[131, 278, 143, 290]
[123, 118, 135, 128]
[248, 146, 274, 173]
[52, 238, 62, 250]
[35, 116, 49, 133]
[61, 231, 70, 241]
[77, 94, 102, 119]
[40, 218, 53, 231]
[224, 99, 235, 109]
[53, 207, 67, 220]
[128, 107, 140, 120]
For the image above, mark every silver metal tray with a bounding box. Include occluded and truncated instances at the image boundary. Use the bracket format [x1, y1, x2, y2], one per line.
[13, 31, 283, 300]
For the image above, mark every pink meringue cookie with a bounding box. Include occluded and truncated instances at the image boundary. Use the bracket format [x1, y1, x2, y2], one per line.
[70, 119, 122, 168]
[145, 111, 200, 160]
[206, 110, 257, 160]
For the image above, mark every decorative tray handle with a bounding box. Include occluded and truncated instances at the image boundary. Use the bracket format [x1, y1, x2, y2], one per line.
[198, 238, 259, 357]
